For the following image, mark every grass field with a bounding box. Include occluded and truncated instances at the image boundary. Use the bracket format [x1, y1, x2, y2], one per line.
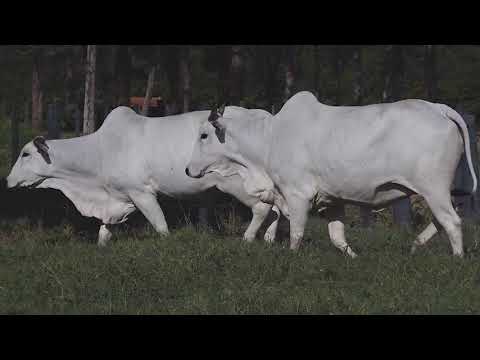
[1, 216, 480, 315]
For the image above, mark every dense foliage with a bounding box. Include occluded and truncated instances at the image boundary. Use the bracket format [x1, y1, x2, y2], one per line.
[2, 45, 480, 132]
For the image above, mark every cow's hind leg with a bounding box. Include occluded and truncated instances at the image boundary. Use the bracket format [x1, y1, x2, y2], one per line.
[423, 193, 463, 257]
[243, 202, 272, 242]
[264, 205, 281, 243]
[410, 221, 439, 254]
[130, 192, 169, 235]
[98, 224, 113, 247]
[285, 195, 311, 250]
[325, 205, 357, 258]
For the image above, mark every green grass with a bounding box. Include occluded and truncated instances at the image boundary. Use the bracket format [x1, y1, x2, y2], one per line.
[1, 217, 480, 315]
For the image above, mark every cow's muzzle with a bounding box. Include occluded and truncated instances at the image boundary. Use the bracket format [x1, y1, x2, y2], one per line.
[5, 176, 18, 189]
[6, 177, 44, 189]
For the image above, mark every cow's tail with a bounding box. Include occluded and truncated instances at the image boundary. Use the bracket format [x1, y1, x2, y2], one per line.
[438, 104, 477, 194]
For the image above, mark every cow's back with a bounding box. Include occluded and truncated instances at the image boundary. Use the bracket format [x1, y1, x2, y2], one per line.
[268, 92, 464, 203]
[95, 108, 208, 195]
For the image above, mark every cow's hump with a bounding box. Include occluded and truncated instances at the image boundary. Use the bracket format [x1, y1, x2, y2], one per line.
[98, 106, 139, 132]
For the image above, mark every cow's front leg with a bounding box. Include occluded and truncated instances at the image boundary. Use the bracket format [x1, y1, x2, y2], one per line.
[324, 205, 357, 258]
[325, 205, 357, 258]
[98, 224, 113, 247]
[411, 221, 438, 254]
[286, 196, 311, 250]
[130, 192, 169, 235]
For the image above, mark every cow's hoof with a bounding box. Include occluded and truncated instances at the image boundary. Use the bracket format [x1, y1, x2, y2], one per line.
[98, 240, 108, 247]
[348, 251, 358, 259]
[97, 236, 111, 247]
[453, 251, 464, 259]
[410, 244, 418, 255]
[345, 248, 358, 259]
[243, 234, 255, 243]
[263, 231, 276, 244]
[98, 225, 112, 247]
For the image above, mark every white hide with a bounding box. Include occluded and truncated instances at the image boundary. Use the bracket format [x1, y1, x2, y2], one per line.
[7, 106, 281, 245]
[186, 91, 477, 257]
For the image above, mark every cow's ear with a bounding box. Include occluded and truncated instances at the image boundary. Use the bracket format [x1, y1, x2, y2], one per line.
[208, 104, 227, 143]
[208, 103, 226, 123]
[33, 136, 51, 164]
[217, 103, 226, 117]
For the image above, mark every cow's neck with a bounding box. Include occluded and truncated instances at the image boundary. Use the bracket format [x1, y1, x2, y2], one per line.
[223, 114, 279, 203]
[46, 133, 101, 182]
[227, 114, 272, 171]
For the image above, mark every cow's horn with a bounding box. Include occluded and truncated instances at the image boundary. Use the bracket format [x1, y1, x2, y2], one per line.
[217, 103, 226, 117]
[208, 108, 218, 123]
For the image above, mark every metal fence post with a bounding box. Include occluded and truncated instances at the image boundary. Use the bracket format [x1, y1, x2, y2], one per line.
[392, 197, 413, 230]
[360, 207, 373, 228]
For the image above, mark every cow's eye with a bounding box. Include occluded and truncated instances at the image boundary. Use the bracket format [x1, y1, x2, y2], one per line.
[22, 152, 30, 158]
[200, 133, 208, 140]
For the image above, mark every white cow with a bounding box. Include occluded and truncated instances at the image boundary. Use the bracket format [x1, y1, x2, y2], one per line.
[186, 91, 477, 258]
[6, 106, 281, 246]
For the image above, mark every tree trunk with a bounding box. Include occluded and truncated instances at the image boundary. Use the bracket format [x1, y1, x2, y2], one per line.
[263, 46, 282, 114]
[64, 49, 73, 128]
[24, 100, 30, 124]
[116, 46, 131, 107]
[213, 46, 230, 106]
[10, 107, 19, 167]
[352, 46, 372, 226]
[424, 45, 437, 100]
[106, 45, 118, 113]
[283, 46, 296, 103]
[313, 45, 320, 99]
[264, 47, 275, 113]
[228, 46, 245, 106]
[0, 101, 5, 120]
[142, 65, 156, 116]
[32, 58, 43, 131]
[164, 46, 180, 115]
[179, 47, 191, 113]
[353, 46, 364, 105]
[383, 45, 404, 102]
[38, 91, 43, 129]
[83, 45, 96, 135]
[382, 46, 393, 102]
[333, 47, 344, 105]
[383, 45, 412, 228]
